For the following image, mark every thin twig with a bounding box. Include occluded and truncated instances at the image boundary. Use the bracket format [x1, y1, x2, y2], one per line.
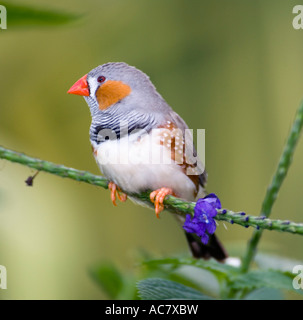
[241, 100, 303, 272]
[1, 146, 303, 235]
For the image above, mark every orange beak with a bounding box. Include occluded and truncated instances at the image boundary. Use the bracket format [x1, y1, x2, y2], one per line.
[67, 74, 89, 96]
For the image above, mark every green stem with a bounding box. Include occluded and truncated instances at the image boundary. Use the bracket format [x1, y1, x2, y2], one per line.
[241, 100, 303, 272]
[1, 146, 303, 235]
[0, 146, 109, 189]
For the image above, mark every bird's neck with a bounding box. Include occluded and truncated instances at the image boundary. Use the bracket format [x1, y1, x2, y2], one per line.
[90, 108, 156, 145]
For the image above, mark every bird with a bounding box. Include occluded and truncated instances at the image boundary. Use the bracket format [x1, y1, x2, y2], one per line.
[68, 62, 227, 261]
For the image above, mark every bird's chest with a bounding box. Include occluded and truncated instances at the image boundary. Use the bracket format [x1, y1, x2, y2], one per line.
[91, 131, 196, 198]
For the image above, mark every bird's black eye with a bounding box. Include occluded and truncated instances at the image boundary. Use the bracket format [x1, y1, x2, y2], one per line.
[97, 76, 106, 83]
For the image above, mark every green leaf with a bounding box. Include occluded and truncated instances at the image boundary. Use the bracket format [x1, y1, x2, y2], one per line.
[137, 278, 214, 300]
[89, 262, 124, 299]
[171, 266, 221, 297]
[142, 257, 302, 298]
[244, 288, 284, 300]
[2, 3, 79, 27]
[230, 270, 295, 292]
[143, 257, 239, 278]
[256, 253, 303, 273]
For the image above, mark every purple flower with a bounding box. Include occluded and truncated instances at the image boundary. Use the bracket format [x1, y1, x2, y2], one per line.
[183, 193, 221, 245]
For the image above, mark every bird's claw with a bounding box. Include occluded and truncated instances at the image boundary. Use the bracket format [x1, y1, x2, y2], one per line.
[108, 182, 127, 206]
[150, 187, 174, 218]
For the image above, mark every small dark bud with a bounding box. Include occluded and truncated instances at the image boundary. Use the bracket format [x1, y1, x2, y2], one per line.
[25, 171, 40, 187]
[25, 176, 34, 186]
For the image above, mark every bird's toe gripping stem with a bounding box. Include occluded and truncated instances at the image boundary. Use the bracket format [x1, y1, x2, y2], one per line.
[150, 187, 174, 218]
[108, 182, 127, 206]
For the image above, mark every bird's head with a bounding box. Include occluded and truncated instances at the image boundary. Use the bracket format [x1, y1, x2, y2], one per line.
[68, 62, 164, 118]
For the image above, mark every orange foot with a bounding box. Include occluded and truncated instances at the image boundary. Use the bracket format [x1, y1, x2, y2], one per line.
[150, 188, 174, 219]
[108, 182, 127, 206]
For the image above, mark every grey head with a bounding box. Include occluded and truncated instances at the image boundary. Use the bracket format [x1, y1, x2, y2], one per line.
[83, 62, 173, 143]
[85, 62, 169, 117]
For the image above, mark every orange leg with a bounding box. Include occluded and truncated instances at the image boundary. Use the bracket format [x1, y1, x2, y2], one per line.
[108, 182, 127, 206]
[150, 187, 174, 219]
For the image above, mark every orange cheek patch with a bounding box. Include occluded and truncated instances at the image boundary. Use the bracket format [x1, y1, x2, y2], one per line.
[96, 80, 131, 110]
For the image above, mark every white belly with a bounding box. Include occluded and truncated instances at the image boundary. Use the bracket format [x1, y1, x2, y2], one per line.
[93, 131, 197, 201]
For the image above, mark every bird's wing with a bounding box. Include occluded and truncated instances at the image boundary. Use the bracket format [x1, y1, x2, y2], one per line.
[168, 111, 207, 188]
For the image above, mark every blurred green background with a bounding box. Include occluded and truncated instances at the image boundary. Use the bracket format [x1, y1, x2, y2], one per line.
[1, 0, 303, 299]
